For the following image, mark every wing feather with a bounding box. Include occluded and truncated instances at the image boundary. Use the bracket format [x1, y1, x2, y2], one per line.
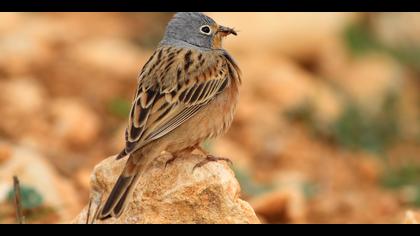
[122, 47, 237, 155]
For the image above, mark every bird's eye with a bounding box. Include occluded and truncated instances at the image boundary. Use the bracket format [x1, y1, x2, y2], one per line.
[200, 25, 212, 35]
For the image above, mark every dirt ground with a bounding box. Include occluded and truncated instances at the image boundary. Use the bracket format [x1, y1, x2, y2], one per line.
[0, 12, 419, 224]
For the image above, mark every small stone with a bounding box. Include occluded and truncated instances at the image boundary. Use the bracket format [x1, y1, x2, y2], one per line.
[50, 98, 100, 148]
[250, 188, 306, 223]
[0, 13, 24, 34]
[250, 172, 307, 223]
[0, 144, 81, 222]
[70, 39, 146, 80]
[371, 13, 420, 49]
[75, 168, 93, 191]
[0, 78, 46, 115]
[403, 210, 420, 224]
[336, 54, 404, 116]
[0, 143, 12, 163]
[111, 124, 127, 154]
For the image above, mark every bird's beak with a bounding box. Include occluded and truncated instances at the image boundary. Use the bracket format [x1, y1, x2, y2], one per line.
[217, 25, 237, 37]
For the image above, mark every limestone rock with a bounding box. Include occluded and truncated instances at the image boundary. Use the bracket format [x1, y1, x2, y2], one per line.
[371, 13, 420, 49]
[250, 188, 305, 223]
[0, 78, 47, 115]
[70, 38, 147, 80]
[0, 78, 50, 141]
[72, 153, 260, 224]
[49, 98, 100, 148]
[337, 54, 403, 116]
[250, 171, 307, 223]
[0, 143, 81, 221]
[403, 210, 420, 224]
[0, 142, 12, 164]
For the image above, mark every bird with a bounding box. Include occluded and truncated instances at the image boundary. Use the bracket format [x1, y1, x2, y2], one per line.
[98, 12, 241, 220]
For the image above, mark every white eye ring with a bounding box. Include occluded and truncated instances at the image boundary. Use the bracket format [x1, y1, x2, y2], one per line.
[199, 25, 212, 35]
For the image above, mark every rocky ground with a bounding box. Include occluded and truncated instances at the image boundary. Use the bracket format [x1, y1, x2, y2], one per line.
[72, 153, 260, 224]
[0, 13, 419, 224]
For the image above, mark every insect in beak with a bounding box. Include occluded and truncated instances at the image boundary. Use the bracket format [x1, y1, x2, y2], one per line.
[217, 25, 237, 37]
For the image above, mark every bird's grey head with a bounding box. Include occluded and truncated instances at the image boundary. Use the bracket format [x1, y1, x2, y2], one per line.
[161, 12, 237, 49]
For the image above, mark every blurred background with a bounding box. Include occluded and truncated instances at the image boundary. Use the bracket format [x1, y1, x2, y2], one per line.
[0, 12, 419, 224]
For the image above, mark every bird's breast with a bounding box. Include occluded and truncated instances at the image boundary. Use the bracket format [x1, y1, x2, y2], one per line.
[206, 77, 240, 139]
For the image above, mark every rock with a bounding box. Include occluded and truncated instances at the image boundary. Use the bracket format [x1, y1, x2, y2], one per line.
[69, 38, 147, 80]
[0, 181, 9, 203]
[0, 13, 24, 34]
[0, 78, 46, 115]
[49, 98, 100, 148]
[0, 143, 81, 222]
[250, 188, 306, 223]
[0, 142, 12, 164]
[250, 170, 307, 223]
[317, 37, 352, 81]
[337, 54, 404, 116]
[110, 124, 127, 154]
[0, 78, 49, 140]
[241, 54, 343, 121]
[318, 35, 419, 138]
[75, 168, 93, 192]
[397, 75, 420, 140]
[321, 49, 405, 122]
[241, 54, 315, 110]
[228, 48, 348, 165]
[371, 13, 420, 49]
[72, 153, 260, 224]
[0, 20, 55, 75]
[354, 157, 382, 184]
[403, 210, 420, 224]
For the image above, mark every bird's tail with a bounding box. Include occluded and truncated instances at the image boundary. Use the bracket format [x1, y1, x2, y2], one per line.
[115, 148, 128, 160]
[97, 162, 141, 220]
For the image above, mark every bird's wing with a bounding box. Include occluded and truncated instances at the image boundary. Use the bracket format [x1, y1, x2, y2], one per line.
[122, 47, 239, 155]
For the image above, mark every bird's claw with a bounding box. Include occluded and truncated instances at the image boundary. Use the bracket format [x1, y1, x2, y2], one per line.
[164, 155, 179, 168]
[193, 155, 233, 171]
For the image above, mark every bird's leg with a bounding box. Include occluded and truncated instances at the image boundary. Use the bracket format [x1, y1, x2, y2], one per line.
[164, 154, 179, 168]
[194, 144, 209, 156]
[165, 147, 195, 168]
[193, 155, 233, 171]
[192, 144, 232, 171]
